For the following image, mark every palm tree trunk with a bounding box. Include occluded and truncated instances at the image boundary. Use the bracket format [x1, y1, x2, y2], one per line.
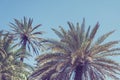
[20, 40, 26, 62]
[74, 65, 83, 80]
[20, 46, 25, 62]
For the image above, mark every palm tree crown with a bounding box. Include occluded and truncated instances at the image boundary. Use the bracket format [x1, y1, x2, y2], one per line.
[9, 17, 44, 62]
[29, 19, 120, 80]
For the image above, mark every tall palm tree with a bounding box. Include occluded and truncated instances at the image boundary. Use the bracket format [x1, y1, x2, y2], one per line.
[29, 19, 120, 80]
[0, 31, 33, 80]
[9, 17, 44, 62]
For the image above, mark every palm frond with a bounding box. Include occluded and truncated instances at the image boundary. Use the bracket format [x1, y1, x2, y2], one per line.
[95, 30, 115, 45]
[90, 22, 99, 40]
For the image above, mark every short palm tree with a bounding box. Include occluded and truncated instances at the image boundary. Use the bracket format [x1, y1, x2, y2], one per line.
[9, 17, 44, 62]
[0, 31, 33, 80]
[29, 19, 120, 80]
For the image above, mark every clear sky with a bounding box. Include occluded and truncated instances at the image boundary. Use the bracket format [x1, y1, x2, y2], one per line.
[0, 0, 120, 78]
[0, 0, 120, 38]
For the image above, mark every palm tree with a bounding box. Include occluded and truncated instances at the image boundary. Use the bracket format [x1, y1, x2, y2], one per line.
[9, 17, 44, 62]
[29, 19, 120, 80]
[0, 31, 33, 80]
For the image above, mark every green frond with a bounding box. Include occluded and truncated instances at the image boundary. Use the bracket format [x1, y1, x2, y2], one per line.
[52, 28, 64, 39]
[36, 52, 68, 63]
[59, 26, 67, 39]
[95, 53, 120, 58]
[81, 18, 85, 35]
[95, 57, 119, 66]
[90, 41, 119, 56]
[90, 22, 99, 40]
[37, 65, 56, 80]
[31, 24, 41, 32]
[95, 30, 115, 45]
[85, 26, 91, 39]
[67, 22, 76, 32]
[30, 65, 52, 78]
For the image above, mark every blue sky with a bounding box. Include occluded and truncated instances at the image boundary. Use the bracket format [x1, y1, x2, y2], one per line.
[0, 0, 120, 77]
[0, 0, 120, 39]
